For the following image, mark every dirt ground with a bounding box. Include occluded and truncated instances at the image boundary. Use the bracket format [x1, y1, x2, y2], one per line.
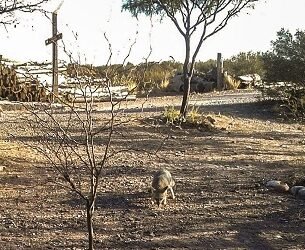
[0, 90, 305, 249]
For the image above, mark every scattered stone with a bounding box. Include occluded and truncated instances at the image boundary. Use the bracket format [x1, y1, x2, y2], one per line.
[149, 231, 155, 237]
[290, 186, 305, 196]
[296, 188, 305, 200]
[0, 165, 5, 171]
[266, 180, 289, 192]
[144, 231, 155, 237]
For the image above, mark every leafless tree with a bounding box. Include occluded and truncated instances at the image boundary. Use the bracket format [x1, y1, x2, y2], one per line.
[22, 73, 130, 250]
[12, 32, 164, 249]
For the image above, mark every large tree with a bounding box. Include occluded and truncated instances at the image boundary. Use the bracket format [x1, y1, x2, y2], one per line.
[122, 0, 258, 117]
[0, 0, 49, 27]
[263, 28, 305, 84]
[261, 28, 305, 120]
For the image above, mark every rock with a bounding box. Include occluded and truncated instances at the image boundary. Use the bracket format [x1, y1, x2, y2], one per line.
[0, 165, 5, 171]
[296, 188, 305, 200]
[266, 180, 289, 192]
[144, 231, 155, 237]
[149, 231, 155, 237]
[290, 186, 305, 196]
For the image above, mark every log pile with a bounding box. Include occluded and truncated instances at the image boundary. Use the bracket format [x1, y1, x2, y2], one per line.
[0, 64, 50, 102]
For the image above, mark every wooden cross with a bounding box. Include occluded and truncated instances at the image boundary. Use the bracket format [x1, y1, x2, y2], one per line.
[45, 12, 63, 102]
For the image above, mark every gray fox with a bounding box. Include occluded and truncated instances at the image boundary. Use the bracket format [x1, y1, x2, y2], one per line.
[150, 169, 175, 207]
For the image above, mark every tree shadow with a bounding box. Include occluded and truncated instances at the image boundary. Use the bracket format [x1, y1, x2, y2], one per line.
[227, 201, 305, 249]
[61, 192, 147, 210]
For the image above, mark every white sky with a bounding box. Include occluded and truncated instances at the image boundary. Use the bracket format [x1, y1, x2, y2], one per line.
[1, 0, 304, 65]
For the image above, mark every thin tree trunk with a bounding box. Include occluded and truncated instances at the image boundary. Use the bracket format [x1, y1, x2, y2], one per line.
[86, 200, 95, 250]
[180, 34, 192, 118]
[180, 76, 191, 118]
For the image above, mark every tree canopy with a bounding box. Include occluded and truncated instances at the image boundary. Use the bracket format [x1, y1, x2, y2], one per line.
[263, 28, 305, 84]
[122, 0, 258, 41]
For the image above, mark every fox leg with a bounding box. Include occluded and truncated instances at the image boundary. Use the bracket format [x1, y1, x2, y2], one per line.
[169, 187, 175, 199]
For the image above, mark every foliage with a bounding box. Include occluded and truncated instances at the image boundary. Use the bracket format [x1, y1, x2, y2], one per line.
[122, 0, 182, 16]
[67, 63, 98, 78]
[224, 51, 265, 77]
[132, 61, 182, 92]
[223, 73, 241, 90]
[262, 83, 305, 121]
[122, 0, 257, 18]
[94, 61, 182, 93]
[163, 106, 181, 124]
[162, 105, 215, 130]
[283, 87, 305, 120]
[261, 28, 305, 120]
[186, 106, 202, 124]
[195, 59, 216, 74]
[262, 28, 305, 83]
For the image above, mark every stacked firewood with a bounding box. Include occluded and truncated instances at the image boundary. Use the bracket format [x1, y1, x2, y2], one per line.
[0, 64, 50, 102]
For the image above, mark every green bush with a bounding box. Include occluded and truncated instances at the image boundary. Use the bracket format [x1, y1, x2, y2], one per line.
[162, 106, 216, 130]
[224, 51, 265, 77]
[262, 28, 305, 83]
[95, 61, 182, 94]
[163, 106, 181, 124]
[195, 59, 216, 74]
[262, 83, 305, 120]
[261, 28, 305, 120]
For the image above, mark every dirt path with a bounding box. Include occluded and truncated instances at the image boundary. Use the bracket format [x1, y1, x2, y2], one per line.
[0, 90, 305, 249]
[90, 89, 262, 112]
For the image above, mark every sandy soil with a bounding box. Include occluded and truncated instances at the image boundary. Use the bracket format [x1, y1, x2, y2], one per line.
[0, 90, 305, 249]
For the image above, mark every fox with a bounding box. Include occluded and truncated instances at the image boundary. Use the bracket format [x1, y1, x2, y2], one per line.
[150, 169, 175, 207]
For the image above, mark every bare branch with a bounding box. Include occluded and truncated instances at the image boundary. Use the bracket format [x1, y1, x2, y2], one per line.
[0, 0, 49, 27]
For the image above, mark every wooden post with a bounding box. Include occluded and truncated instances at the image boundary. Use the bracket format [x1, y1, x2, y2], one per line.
[45, 12, 62, 102]
[52, 12, 58, 101]
[216, 53, 223, 90]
